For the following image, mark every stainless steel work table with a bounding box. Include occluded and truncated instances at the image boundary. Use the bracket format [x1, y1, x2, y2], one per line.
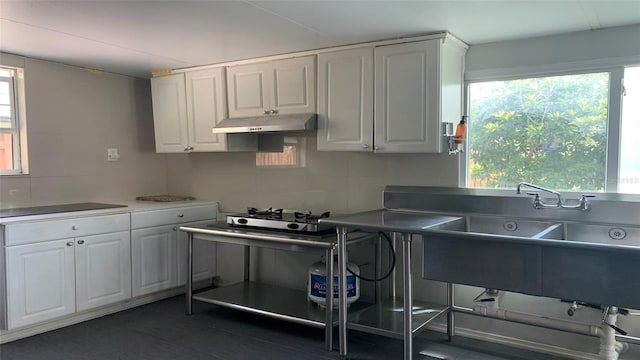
[319, 210, 463, 360]
[179, 221, 372, 352]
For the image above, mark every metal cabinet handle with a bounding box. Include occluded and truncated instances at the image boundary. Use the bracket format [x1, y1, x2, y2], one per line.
[72, 225, 79, 231]
[362, 144, 369, 149]
[184, 147, 190, 152]
[178, 214, 184, 218]
[77, 240, 85, 245]
[270, 109, 278, 114]
[173, 227, 178, 231]
[66, 242, 74, 247]
[374, 146, 381, 151]
[188, 146, 194, 151]
[264, 110, 270, 115]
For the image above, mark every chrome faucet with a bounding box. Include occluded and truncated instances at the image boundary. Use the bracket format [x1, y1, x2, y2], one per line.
[516, 182, 563, 207]
[516, 182, 595, 211]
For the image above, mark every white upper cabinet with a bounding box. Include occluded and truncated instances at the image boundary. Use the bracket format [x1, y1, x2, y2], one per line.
[318, 36, 466, 153]
[151, 69, 256, 153]
[185, 68, 229, 152]
[317, 47, 374, 151]
[375, 40, 441, 153]
[227, 56, 316, 118]
[151, 74, 189, 153]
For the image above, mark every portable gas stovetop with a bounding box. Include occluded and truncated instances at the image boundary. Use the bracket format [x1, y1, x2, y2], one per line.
[226, 207, 333, 233]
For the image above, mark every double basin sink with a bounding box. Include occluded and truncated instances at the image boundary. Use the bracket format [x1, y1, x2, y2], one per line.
[421, 215, 640, 310]
[440, 215, 639, 245]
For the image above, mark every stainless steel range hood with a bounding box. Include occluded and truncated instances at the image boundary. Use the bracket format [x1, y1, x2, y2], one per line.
[212, 113, 317, 134]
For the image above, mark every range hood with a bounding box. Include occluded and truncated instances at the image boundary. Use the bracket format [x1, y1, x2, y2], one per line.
[212, 113, 317, 134]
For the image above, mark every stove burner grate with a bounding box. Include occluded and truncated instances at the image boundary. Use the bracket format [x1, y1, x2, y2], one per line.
[247, 207, 284, 219]
[294, 211, 331, 221]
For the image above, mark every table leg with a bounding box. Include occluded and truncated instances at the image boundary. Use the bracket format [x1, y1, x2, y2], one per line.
[338, 226, 348, 359]
[403, 233, 413, 360]
[447, 282, 455, 341]
[243, 245, 251, 281]
[186, 232, 193, 315]
[325, 246, 335, 351]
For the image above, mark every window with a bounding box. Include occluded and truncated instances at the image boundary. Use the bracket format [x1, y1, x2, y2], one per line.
[0, 66, 27, 175]
[256, 137, 306, 168]
[619, 66, 640, 194]
[466, 72, 610, 192]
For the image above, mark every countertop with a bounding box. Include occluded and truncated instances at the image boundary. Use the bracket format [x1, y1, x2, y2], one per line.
[0, 200, 218, 224]
[318, 209, 462, 233]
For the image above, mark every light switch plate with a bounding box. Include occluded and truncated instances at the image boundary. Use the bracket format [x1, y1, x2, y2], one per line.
[107, 148, 120, 161]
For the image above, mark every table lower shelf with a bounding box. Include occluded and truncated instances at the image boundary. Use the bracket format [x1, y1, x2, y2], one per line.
[347, 297, 448, 339]
[192, 281, 369, 329]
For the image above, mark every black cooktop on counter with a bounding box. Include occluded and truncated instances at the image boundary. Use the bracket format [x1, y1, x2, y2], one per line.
[0, 202, 127, 218]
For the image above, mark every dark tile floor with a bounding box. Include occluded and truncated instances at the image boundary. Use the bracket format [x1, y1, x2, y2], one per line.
[0, 295, 570, 360]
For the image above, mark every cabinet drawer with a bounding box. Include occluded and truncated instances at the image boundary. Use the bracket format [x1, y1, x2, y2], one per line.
[131, 204, 217, 229]
[4, 213, 130, 246]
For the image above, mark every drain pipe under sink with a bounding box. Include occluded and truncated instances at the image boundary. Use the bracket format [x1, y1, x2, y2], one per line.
[599, 307, 629, 360]
[471, 290, 629, 360]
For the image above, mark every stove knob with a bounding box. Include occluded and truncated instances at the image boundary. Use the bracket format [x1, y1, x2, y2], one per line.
[287, 223, 300, 230]
[237, 218, 248, 224]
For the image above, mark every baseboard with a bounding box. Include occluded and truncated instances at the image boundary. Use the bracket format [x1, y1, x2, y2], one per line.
[427, 323, 600, 360]
[0, 280, 212, 344]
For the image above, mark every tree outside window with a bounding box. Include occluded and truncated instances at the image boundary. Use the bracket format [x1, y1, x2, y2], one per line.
[467, 73, 609, 192]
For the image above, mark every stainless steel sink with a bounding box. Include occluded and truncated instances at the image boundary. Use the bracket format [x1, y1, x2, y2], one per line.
[564, 223, 640, 246]
[436, 215, 561, 238]
[423, 215, 563, 296]
[423, 215, 640, 309]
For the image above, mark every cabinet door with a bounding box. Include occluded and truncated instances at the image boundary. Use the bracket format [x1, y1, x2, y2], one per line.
[75, 231, 131, 311]
[271, 56, 316, 115]
[131, 226, 177, 297]
[227, 62, 269, 118]
[185, 68, 229, 152]
[176, 221, 216, 286]
[317, 48, 374, 151]
[5, 239, 76, 329]
[374, 40, 440, 153]
[151, 74, 189, 153]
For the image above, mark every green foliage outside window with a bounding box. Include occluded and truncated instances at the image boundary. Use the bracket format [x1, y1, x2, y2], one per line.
[468, 73, 609, 191]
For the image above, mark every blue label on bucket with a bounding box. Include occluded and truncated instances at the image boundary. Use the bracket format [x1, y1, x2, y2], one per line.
[310, 274, 356, 298]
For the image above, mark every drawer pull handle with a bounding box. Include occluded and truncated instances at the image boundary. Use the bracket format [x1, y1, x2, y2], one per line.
[178, 214, 184, 218]
[72, 225, 79, 230]
[66, 242, 74, 247]
[77, 240, 85, 245]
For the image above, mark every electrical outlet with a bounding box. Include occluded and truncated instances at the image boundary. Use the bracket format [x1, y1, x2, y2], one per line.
[107, 148, 120, 161]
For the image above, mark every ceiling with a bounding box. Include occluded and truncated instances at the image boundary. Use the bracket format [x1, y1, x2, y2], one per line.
[1, 1, 639, 79]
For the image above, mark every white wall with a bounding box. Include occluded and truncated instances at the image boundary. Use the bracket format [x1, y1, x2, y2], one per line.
[166, 135, 460, 214]
[0, 54, 167, 208]
[466, 23, 640, 81]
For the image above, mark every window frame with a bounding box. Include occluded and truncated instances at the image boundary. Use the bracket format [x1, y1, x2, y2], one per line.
[0, 65, 28, 176]
[461, 65, 627, 193]
[255, 136, 307, 169]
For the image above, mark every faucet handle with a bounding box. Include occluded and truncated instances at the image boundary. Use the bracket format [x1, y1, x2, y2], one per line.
[577, 194, 596, 211]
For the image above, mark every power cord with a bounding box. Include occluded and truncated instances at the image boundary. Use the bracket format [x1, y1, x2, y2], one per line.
[347, 231, 396, 282]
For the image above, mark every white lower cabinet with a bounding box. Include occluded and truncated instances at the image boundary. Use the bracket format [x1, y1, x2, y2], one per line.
[131, 205, 217, 297]
[1, 203, 217, 331]
[5, 239, 76, 329]
[131, 225, 178, 297]
[2, 213, 131, 329]
[75, 231, 131, 312]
